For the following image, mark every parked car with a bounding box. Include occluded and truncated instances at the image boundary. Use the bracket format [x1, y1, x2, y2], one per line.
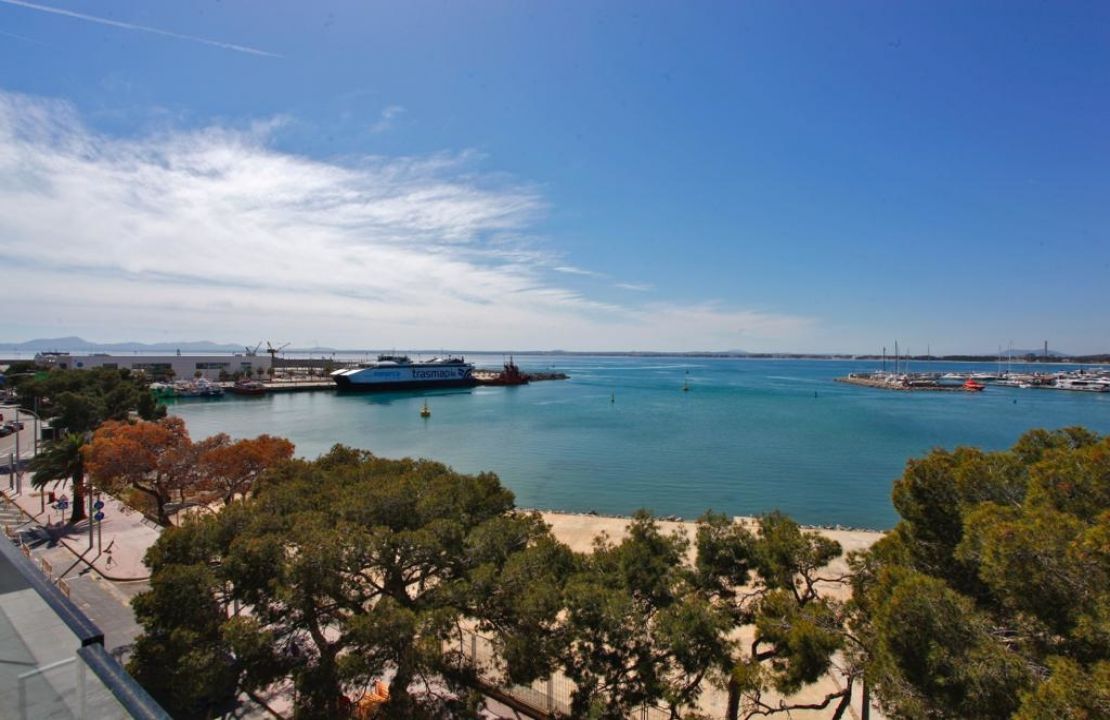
[6, 421, 24, 431]
[0, 425, 12, 438]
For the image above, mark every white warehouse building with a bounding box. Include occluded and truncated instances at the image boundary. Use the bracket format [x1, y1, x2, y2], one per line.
[34, 352, 271, 381]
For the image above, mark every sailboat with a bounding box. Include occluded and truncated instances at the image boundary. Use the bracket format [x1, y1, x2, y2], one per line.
[420, 401, 431, 418]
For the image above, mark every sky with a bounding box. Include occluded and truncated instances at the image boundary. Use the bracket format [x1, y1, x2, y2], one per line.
[1, 1, 1108, 354]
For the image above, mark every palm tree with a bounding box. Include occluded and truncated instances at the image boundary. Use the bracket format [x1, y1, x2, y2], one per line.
[29, 433, 88, 523]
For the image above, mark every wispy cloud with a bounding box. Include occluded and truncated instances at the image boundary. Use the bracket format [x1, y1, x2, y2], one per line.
[369, 105, 406, 134]
[553, 265, 603, 277]
[615, 282, 653, 292]
[0, 0, 280, 57]
[0, 91, 813, 350]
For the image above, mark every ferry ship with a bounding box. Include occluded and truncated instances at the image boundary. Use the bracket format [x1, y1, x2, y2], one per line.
[330, 355, 477, 391]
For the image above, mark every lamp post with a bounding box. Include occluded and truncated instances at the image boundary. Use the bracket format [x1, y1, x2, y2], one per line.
[13, 410, 20, 495]
[84, 431, 93, 550]
[14, 407, 44, 507]
[14, 406, 43, 457]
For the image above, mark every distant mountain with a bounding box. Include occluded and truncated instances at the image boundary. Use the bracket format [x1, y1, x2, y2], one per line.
[0, 337, 246, 353]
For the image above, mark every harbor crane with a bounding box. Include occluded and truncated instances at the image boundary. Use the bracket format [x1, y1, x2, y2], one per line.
[244, 342, 263, 356]
[266, 341, 290, 365]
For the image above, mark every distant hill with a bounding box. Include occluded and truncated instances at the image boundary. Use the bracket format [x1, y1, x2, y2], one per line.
[0, 337, 246, 353]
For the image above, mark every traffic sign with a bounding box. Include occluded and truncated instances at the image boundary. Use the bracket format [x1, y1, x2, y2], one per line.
[56, 500, 69, 510]
[93, 500, 104, 510]
[94, 511, 105, 521]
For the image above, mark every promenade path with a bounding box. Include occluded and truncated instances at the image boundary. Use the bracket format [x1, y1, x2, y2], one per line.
[2, 474, 158, 582]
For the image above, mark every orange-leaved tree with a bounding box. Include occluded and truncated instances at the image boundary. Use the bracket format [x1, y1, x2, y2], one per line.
[199, 434, 294, 504]
[83, 416, 204, 526]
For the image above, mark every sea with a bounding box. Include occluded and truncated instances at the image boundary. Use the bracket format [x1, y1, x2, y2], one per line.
[167, 355, 1110, 530]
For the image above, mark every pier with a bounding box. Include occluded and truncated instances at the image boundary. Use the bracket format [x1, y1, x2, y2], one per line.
[233, 379, 336, 393]
[835, 374, 982, 392]
[206, 372, 570, 396]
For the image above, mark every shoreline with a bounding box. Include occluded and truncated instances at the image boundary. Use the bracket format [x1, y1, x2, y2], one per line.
[531, 508, 886, 562]
[521, 506, 889, 535]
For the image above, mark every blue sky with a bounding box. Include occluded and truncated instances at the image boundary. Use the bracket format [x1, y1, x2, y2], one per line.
[1, 1, 1107, 353]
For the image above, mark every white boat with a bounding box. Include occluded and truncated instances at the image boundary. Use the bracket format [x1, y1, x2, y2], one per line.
[331, 355, 477, 392]
[1053, 378, 1109, 392]
[172, 378, 224, 397]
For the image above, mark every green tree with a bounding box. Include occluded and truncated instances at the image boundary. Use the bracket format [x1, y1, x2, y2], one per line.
[131, 445, 565, 719]
[17, 366, 165, 434]
[559, 511, 733, 719]
[693, 512, 853, 720]
[555, 510, 852, 720]
[852, 428, 1109, 719]
[129, 562, 241, 719]
[28, 432, 88, 523]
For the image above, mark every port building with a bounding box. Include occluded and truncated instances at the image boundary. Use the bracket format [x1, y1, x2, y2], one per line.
[32, 352, 271, 381]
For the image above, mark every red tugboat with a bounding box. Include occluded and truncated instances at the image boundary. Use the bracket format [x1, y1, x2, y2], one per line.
[962, 378, 986, 392]
[476, 357, 531, 386]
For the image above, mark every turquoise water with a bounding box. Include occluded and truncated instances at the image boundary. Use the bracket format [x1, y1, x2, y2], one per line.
[168, 356, 1110, 529]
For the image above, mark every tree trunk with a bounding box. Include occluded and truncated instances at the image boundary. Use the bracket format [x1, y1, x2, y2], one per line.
[296, 647, 344, 719]
[725, 676, 740, 720]
[386, 655, 416, 716]
[830, 681, 853, 720]
[155, 493, 171, 527]
[69, 470, 87, 523]
[134, 484, 172, 527]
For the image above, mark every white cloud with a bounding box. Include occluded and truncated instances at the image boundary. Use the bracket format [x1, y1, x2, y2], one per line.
[0, 91, 814, 351]
[553, 265, 602, 277]
[369, 105, 405, 134]
[615, 281, 653, 292]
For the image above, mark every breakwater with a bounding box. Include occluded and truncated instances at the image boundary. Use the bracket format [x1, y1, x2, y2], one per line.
[835, 375, 979, 392]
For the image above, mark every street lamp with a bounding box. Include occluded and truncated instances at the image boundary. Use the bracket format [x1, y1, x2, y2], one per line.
[85, 431, 94, 550]
[13, 406, 44, 498]
[14, 406, 42, 458]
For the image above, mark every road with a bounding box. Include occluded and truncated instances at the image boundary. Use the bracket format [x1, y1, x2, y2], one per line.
[0, 403, 40, 473]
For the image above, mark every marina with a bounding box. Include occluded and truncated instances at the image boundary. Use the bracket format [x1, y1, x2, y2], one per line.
[168, 355, 1110, 530]
[837, 368, 1110, 392]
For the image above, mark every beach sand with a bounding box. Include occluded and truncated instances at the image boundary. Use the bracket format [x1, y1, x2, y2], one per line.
[539, 510, 886, 719]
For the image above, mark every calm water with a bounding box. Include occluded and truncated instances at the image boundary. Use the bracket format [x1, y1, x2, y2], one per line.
[169, 356, 1110, 529]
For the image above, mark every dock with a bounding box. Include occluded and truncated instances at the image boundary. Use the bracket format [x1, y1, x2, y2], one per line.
[210, 372, 569, 396]
[835, 375, 981, 392]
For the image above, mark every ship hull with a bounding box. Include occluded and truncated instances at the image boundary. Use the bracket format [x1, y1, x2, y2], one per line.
[333, 376, 478, 392]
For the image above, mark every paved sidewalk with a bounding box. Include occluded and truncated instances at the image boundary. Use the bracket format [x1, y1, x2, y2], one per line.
[1, 474, 161, 581]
